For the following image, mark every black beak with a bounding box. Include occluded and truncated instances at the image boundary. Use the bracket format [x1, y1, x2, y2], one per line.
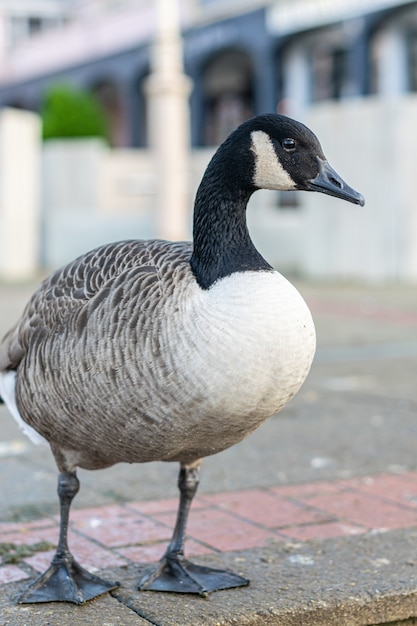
[306, 159, 365, 207]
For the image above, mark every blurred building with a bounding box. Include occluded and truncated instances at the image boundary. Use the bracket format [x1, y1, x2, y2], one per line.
[2, 0, 417, 283]
[0, 0, 414, 148]
[0, 0, 69, 48]
[272, 0, 417, 113]
[0, 0, 271, 146]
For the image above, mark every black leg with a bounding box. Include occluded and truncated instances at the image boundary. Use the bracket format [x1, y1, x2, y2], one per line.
[19, 471, 118, 604]
[139, 464, 249, 596]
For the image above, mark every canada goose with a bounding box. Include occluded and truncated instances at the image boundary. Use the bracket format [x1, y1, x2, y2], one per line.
[0, 114, 364, 604]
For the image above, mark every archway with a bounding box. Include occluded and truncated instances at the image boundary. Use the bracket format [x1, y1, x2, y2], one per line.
[201, 49, 254, 146]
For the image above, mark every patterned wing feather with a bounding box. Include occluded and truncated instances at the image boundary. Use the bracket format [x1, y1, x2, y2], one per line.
[0, 239, 193, 372]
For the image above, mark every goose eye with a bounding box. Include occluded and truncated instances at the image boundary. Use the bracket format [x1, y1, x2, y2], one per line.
[282, 138, 296, 152]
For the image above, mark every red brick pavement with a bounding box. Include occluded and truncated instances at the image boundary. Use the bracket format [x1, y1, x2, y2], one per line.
[1, 472, 417, 586]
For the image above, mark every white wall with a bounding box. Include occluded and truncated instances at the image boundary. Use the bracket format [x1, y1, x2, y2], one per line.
[30, 95, 417, 282]
[0, 108, 40, 281]
[41, 140, 158, 269]
[302, 97, 417, 282]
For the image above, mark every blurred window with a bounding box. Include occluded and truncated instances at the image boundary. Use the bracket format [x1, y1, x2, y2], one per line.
[9, 15, 63, 46]
[278, 190, 301, 210]
[201, 49, 254, 146]
[28, 17, 42, 36]
[369, 35, 381, 95]
[407, 31, 417, 91]
[310, 46, 348, 102]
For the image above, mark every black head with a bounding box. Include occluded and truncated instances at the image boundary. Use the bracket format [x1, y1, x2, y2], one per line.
[223, 113, 365, 206]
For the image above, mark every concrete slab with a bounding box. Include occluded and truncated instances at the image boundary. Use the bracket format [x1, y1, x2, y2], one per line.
[0, 581, 149, 625]
[108, 529, 417, 626]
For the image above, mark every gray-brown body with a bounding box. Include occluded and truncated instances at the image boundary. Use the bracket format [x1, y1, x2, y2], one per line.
[0, 237, 316, 471]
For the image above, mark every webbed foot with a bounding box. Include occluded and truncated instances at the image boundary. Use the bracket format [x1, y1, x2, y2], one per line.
[19, 554, 119, 604]
[139, 553, 249, 596]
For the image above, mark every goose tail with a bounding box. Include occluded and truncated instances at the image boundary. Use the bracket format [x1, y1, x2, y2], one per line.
[0, 370, 47, 445]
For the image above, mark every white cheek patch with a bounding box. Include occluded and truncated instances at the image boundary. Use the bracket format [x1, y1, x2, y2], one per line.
[251, 130, 296, 190]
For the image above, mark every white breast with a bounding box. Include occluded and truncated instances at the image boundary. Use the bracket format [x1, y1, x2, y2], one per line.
[161, 270, 316, 454]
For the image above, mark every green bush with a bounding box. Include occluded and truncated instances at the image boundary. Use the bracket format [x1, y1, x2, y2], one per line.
[41, 84, 108, 141]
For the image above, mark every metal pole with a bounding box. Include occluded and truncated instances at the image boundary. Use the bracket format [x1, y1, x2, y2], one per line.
[146, 0, 192, 241]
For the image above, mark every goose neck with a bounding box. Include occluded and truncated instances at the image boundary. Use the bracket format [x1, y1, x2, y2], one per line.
[190, 170, 272, 290]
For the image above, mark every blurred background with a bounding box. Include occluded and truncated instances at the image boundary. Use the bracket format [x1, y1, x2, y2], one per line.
[0, 1, 417, 524]
[0, 0, 417, 283]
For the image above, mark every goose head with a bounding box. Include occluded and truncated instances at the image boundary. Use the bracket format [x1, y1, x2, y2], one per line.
[231, 113, 365, 205]
[191, 113, 364, 289]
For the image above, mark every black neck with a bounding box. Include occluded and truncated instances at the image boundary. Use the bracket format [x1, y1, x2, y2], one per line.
[190, 153, 272, 290]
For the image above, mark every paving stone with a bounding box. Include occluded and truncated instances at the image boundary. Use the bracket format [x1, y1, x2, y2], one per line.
[200, 489, 331, 528]
[353, 472, 417, 507]
[128, 496, 207, 515]
[22, 531, 128, 572]
[0, 565, 29, 585]
[306, 489, 417, 530]
[278, 520, 366, 541]
[152, 507, 279, 552]
[71, 506, 172, 548]
[117, 537, 214, 564]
